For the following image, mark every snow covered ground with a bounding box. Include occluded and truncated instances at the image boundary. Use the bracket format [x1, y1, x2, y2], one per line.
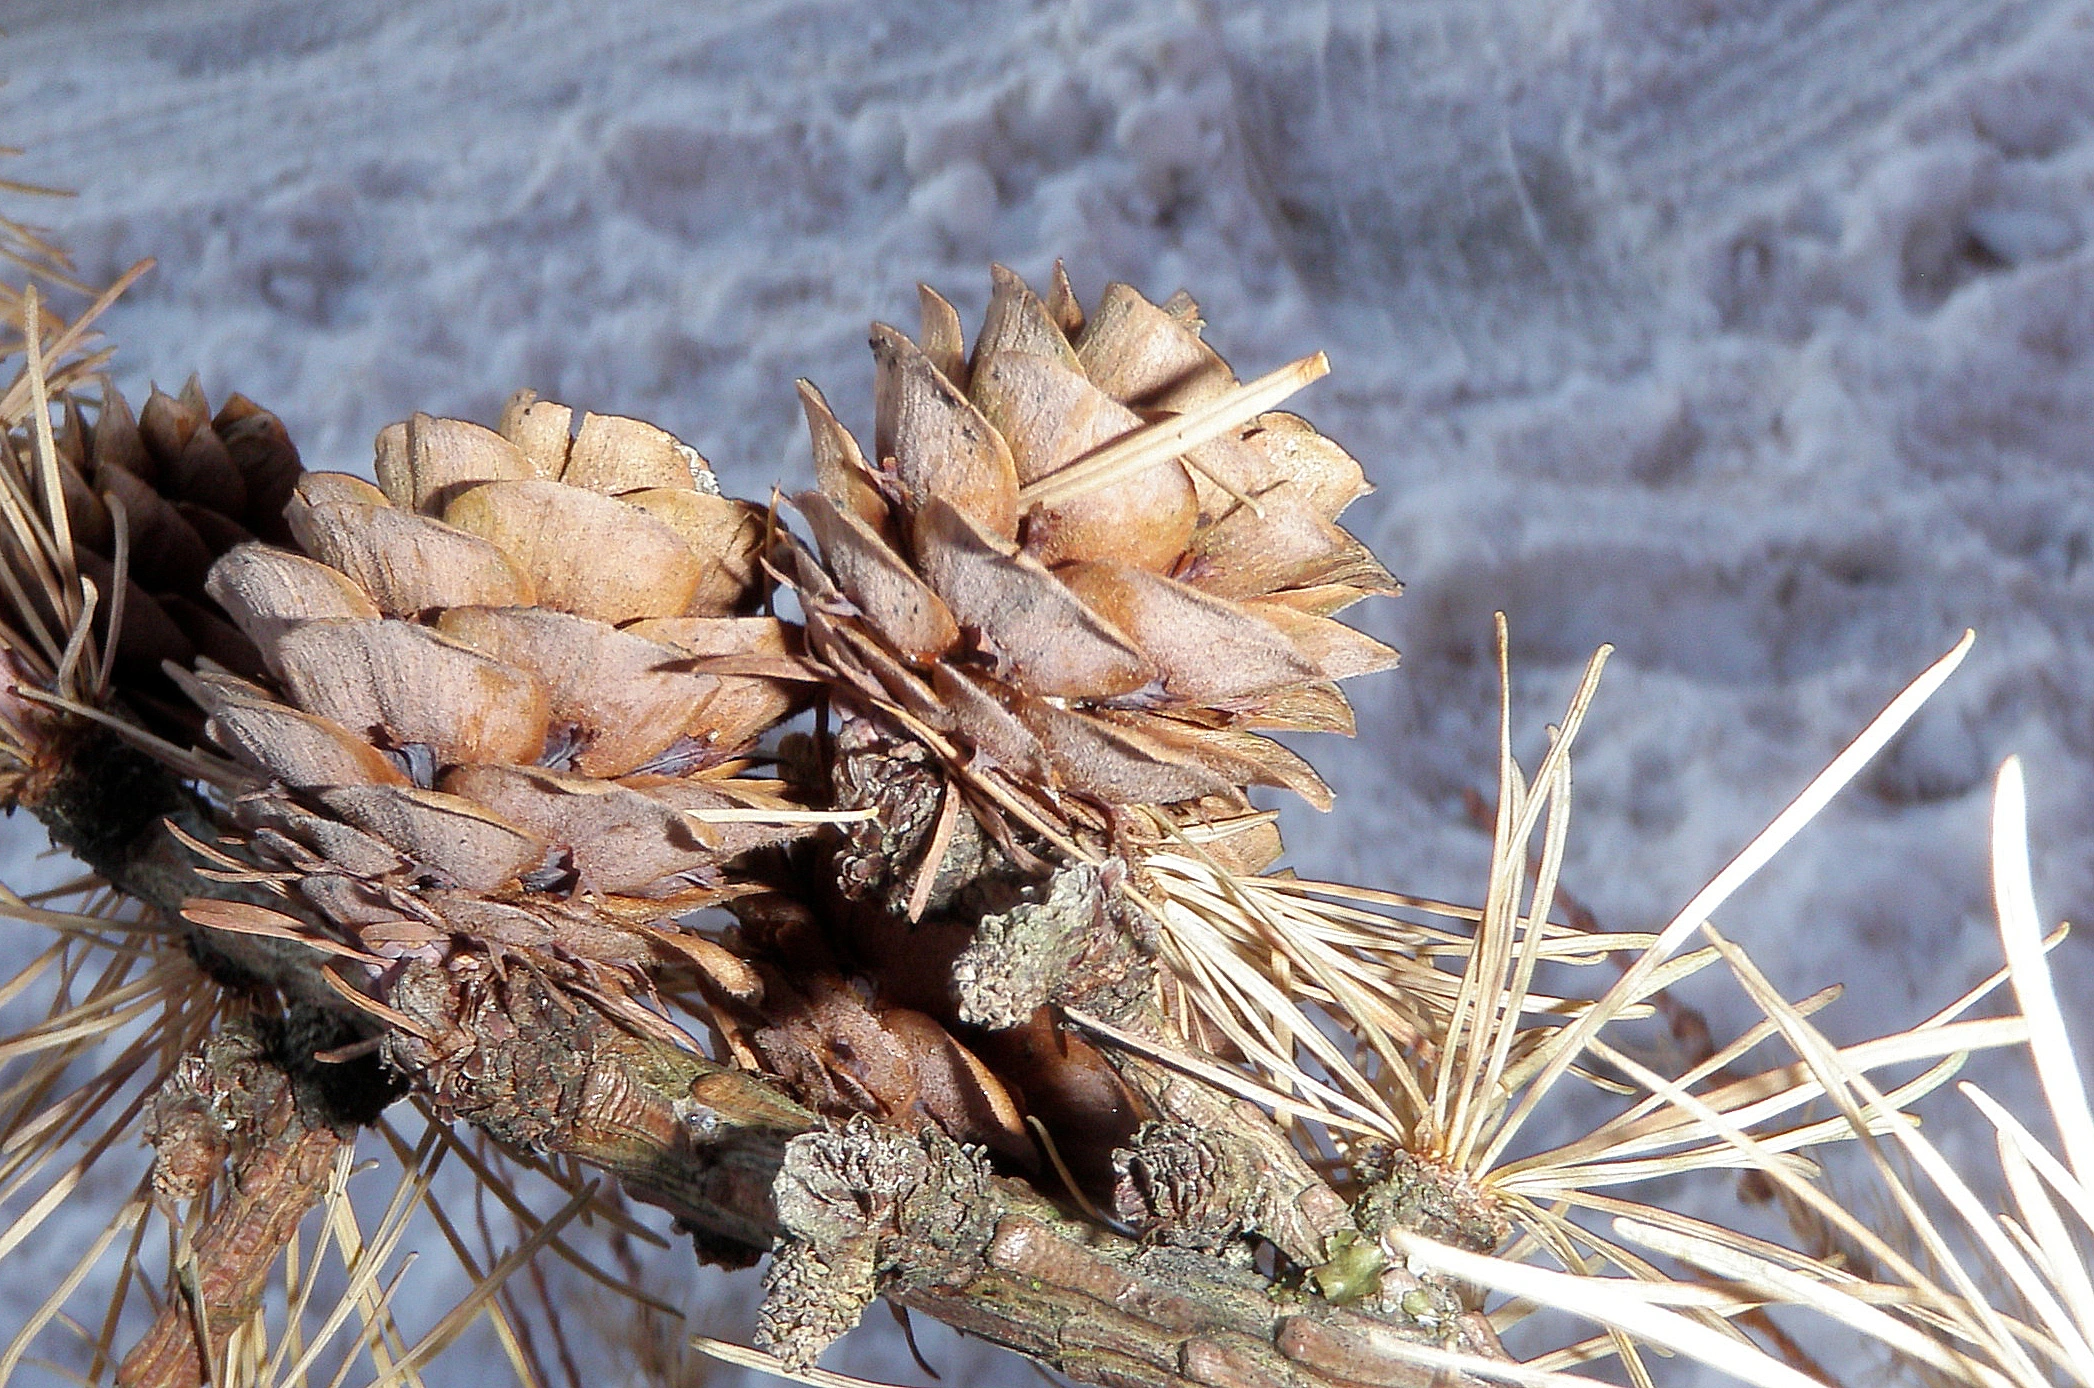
[7, 0, 2094, 1382]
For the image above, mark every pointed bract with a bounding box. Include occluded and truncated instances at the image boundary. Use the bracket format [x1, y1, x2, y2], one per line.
[871, 324, 1020, 540]
[913, 498, 1155, 700]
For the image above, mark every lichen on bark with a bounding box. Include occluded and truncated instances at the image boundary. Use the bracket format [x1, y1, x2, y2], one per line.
[124, 1020, 354, 1388]
[952, 860, 1156, 1029]
[759, 1114, 999, 1367]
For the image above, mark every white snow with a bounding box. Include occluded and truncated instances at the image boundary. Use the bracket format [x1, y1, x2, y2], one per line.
[6, 0, 2093, 1382]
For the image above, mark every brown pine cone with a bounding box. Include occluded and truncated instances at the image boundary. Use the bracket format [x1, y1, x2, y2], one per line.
[785, 265, 1398, 859]
[14, 378, 304, 741]
[176, 394, 815, 1026]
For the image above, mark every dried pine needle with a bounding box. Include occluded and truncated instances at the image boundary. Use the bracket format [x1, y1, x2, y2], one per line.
[1017, 351, 1329, 511]
[1479, 629, 1976, 1176]
[687, 1333, 911, 1388]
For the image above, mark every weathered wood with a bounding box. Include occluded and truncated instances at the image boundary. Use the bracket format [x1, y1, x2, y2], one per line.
[117, 1029, 350, 1388]
[39, 741, 1493, 1388]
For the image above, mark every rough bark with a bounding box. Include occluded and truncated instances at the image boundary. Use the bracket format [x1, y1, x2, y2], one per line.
[117, 1027, 352, 1388]
[37, 739, 1496, 1388]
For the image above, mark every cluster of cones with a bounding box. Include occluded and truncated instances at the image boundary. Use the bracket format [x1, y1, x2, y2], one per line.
[3, 265, 1401, 1305]
[9, 257, 2074, 1388]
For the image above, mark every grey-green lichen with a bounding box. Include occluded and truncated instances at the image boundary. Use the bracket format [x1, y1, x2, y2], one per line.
[757, 1115, 999, 1368]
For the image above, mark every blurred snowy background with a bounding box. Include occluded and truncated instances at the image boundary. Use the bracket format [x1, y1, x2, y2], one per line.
[7, 0, 2094, 1382]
